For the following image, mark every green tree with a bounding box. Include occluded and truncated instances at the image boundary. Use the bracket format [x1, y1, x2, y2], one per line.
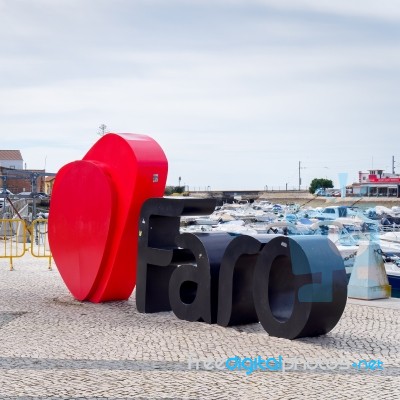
[164, 186, 184, 195]
[309, 178, 333, 194]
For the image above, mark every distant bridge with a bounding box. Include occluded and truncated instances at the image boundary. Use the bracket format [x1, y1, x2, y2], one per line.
[187, 189, 311, 204]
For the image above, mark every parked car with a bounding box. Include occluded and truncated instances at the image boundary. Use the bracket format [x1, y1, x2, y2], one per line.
[37, 192, 50, 199]
[0, 189, 13, 208]
[16, 191, 49, 200]
[0, 188, 14, 196]
[314, 188, 327, 196]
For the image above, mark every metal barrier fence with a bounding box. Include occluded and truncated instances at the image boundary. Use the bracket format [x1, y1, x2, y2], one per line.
[0, 218, 52, 270]
[0, 218, 26, 270]
[31, 219, 52, 270]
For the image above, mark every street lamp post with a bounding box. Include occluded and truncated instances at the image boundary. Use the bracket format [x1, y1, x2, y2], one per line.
[298, 161, 301, 191]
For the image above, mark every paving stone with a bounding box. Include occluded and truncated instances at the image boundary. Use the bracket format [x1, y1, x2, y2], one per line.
[0, 253, 399, 399]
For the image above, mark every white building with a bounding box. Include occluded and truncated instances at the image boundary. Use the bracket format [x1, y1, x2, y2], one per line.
[0, 150, 23, 169]
[358, 169, 400, 197]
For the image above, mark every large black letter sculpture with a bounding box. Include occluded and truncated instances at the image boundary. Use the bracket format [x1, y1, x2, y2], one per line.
[137, 197, 347, 339]
[136, 197, 216, 313]
[252, 235, 347, 339]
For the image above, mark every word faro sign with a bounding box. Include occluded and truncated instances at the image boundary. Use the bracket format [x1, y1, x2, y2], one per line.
[48, 133, 347, 340]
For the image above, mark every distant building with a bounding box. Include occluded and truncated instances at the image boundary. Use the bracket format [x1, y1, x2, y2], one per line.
[0, 166, 46, 194]
[0, 150, 23, 170]
[358, 169, 400, 197]
[44, 176, 56, 195]
[346, 183, 361, 196]
[0, 149, 50, 193]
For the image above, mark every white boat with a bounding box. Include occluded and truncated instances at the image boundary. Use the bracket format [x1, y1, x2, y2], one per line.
[254, 212, 276, 222]
[380, 231, 400, 244]
[194, 217, 220, 225]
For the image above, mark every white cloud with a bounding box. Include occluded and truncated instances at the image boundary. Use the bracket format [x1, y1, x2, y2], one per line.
[282, 0, 400, 21]
[0, 0, 399, 189]
[219, 0, 400, 21]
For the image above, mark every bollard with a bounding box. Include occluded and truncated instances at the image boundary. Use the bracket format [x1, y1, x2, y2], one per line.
[348, 241, 391, 300]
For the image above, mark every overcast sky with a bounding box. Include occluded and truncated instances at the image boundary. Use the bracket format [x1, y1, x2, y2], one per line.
[1, 0, 399, 190]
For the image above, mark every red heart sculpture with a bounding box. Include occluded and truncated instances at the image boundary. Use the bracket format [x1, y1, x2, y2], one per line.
[48, 133, 168, 302]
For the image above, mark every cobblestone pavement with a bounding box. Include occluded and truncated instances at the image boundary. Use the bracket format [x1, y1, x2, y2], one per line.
[0, 254, 399, 399]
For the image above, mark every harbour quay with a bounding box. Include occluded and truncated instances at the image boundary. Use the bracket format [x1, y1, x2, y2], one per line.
[0, 252, 399, 399]
[190, 189, 400, 208]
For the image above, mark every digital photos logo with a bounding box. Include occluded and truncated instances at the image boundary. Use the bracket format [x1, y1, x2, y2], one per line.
[188, 355, 384, 375]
